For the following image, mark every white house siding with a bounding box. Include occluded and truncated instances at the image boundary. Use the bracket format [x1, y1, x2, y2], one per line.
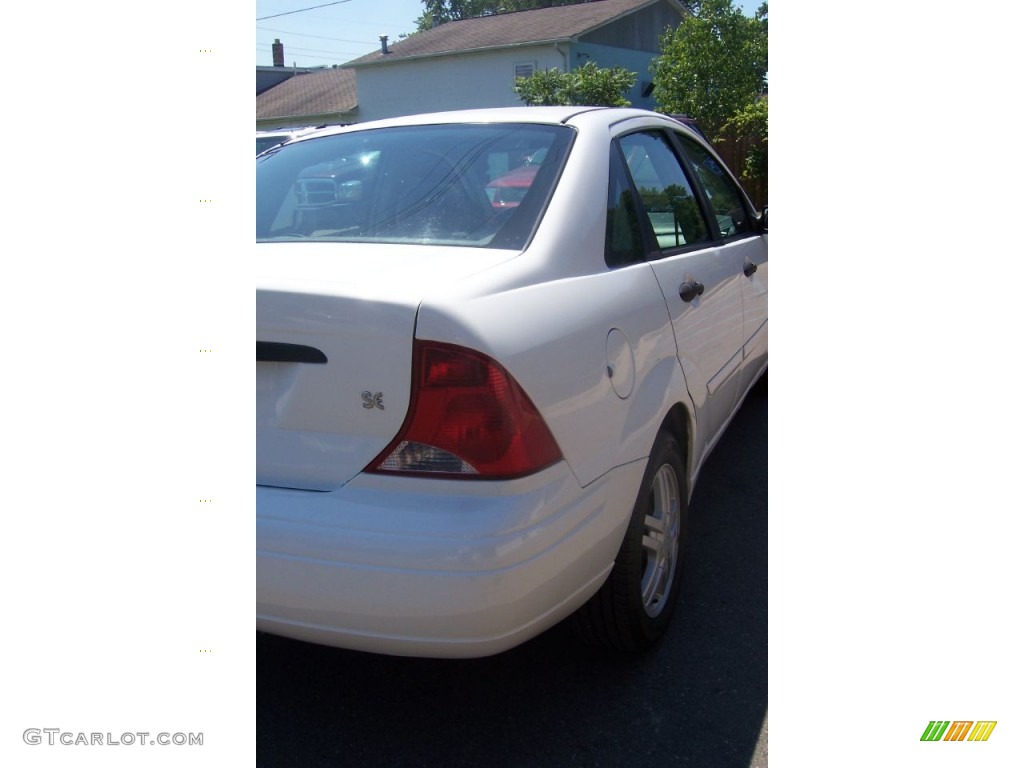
[352, 46, 566, 123]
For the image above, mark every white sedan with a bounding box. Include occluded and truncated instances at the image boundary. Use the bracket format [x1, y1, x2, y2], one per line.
[256, 106, 767, 658]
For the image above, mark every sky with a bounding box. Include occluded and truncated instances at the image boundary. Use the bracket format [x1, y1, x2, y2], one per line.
[255, 0, 765, 69]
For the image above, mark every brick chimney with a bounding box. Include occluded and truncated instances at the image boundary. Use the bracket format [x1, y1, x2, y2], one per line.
[272, 39, 284, 67]
[379, 35, 389, 55]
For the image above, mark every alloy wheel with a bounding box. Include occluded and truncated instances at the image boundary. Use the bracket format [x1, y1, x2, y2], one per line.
[640, 463, 681, 618]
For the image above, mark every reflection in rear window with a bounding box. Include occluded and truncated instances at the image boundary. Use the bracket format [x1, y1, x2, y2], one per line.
[257, 136, 288, 155]
[256, 124, 573, 250]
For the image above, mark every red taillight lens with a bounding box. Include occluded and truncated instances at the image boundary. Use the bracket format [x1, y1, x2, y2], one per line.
[368, 341, 563, 479]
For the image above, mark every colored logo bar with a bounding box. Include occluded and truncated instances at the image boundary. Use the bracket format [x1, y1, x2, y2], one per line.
[921, 721, 996, 742]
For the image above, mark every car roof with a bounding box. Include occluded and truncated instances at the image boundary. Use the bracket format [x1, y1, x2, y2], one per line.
[258, 126, 319, 135]
[282, 106, 691, 145]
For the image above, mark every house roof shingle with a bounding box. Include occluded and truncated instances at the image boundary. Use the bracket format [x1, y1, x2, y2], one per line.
[255, 67, 357, 119]
[346, 0, 678, 67]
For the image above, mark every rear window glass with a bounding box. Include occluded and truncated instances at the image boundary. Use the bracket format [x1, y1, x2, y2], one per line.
[257, 123, 573, 250]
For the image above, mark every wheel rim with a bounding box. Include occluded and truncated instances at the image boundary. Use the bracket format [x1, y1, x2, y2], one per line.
[640, 463, 681, 618]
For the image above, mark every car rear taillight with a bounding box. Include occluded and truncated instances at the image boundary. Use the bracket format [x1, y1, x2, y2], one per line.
[368, 340, 562, 479]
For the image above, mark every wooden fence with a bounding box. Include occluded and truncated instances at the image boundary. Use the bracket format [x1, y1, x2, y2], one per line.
[712, 135, 767, 211]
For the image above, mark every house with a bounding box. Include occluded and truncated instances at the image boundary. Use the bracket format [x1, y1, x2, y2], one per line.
[256, 37, 359, 129]
[257, 40, 315, 96]
[258, 66, 302, 96]
[258, 65, 320, 97]
[344, 0, 689, 123]
[256, 67, 359, 130]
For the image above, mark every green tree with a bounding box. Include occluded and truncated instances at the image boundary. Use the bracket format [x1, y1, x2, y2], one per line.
[512, 68, 566, 106]
[416, 0, 583, 32]
[416, 0, 489, 30]
[513, 61, 637, 107]
[650, 0, 767, 140]
[721, 97, 767, 182]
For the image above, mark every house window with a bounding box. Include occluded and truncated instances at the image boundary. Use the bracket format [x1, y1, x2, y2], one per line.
[514, 62, 536, 80]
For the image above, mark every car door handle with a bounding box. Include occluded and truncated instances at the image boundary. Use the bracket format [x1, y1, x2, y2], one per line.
[679, 281, 705, 302]
[743, 261, 758, 277]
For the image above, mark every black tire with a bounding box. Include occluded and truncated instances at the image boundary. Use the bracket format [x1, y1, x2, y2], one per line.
[573, 430, 688, 651]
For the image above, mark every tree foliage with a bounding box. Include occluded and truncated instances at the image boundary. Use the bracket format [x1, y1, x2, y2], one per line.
[513, 61, 637, 107]
[650, 0, 767, 140]
[416, 0, 582, 32]
[721, 97, 767, 181]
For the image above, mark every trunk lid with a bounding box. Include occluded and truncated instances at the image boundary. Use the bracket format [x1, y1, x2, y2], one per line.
[256, 244, 514, 491]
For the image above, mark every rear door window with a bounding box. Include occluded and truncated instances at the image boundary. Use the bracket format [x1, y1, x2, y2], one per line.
[675, 134, 753, 238]
[617, 131, 710, 253]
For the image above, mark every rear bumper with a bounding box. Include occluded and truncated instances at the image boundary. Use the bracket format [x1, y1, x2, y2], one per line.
[256, 460, 644, 657]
